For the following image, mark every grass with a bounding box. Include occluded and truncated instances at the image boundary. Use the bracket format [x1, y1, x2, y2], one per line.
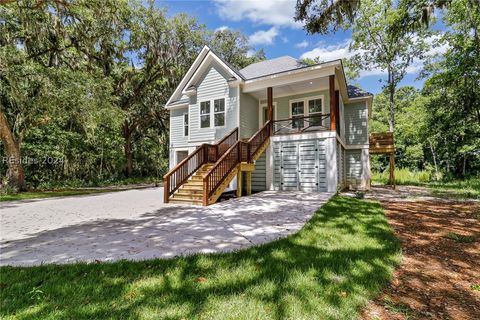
[445, 232, 478, 243]
[0, 189, 122, 202]
[382, 297, 414, 319]
[372, 170, 480, 199]
[0, 196, 401, 320]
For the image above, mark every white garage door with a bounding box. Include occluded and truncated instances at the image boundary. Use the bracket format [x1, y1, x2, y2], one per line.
[273, 139, 327, 192]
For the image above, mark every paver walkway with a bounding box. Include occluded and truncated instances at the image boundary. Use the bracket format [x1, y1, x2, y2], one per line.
[0, 188, 333, 266]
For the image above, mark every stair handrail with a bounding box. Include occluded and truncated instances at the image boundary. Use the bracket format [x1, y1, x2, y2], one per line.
[247, 120, 271, 160]
[163, 127, 238, 203]
[202, 121, 272, 205]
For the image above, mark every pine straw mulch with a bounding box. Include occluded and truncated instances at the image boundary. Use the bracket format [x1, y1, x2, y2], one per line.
[360, 186, 480, 320]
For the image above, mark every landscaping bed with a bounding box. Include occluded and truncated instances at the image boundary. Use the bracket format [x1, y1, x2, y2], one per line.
[362, 187, 480, 319]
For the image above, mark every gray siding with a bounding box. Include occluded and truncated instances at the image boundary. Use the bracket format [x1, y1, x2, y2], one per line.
[346, 149, 362, 184]
[188, 62, 238, 143]
[252, 153, 266, 191]
[170, 107, 189, 148]
[240, 92, 259, 139]
[344, 101, 368, 145]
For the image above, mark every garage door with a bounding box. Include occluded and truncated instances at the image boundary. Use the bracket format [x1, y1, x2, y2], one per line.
[273, 139, 327, 192]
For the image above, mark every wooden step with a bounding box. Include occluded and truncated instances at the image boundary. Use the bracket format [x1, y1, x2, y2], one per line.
[169, 197, 202, 205]
[182, 184, 203, 191]
[177, 188, 203, 195]
[184, 180, 203, 186]
[172, 193, 202, 200]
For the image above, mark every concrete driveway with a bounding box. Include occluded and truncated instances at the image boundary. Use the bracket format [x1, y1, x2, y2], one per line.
[0, 188, 333, 266]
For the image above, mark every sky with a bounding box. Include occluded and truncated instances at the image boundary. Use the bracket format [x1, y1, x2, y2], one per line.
[157, 0, 447, 94]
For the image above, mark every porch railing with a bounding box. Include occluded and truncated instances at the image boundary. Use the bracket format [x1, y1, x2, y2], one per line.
[163, 127, 238, 203]
[203, 121, 272, 205]
[272, 114, 330, 135]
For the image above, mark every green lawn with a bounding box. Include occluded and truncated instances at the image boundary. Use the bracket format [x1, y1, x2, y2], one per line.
[0, 189, 121, 202]
[0, 196, 401, 320]
[372, 170, 480, 199]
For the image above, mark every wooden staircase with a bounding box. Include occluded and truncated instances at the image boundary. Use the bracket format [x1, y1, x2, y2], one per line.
[164, 121, 271, 206]
[169, 163, 214, 205]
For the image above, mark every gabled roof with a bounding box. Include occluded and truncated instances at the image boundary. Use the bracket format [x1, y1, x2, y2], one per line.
[166, 46, 244, 108]
[239, 56, 307, 79]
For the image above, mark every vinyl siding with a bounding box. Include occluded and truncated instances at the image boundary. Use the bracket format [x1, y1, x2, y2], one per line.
[252, 153, 266, 191]
[346, 149, 362, 185]
[240, 92, 259, 139]
[189, 62, 238, 143]
[344, 101, 368, 145]
[169, 107, 189, 149]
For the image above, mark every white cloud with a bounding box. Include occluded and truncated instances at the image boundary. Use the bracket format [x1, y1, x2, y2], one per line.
[214, 26, 229, 32]
[301, 35, 449, 78]
[213, 0, 301, 28]
[281, 36, 289, 44]
[249, 27, 279, 46]
[295, 40, 309, 49]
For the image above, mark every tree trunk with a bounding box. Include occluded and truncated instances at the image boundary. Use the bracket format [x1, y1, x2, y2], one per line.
[0, 111, 26, 191]
[122, 121, 133, 177]
[428, 138, 438, 179]
[387, 66, 396, 132]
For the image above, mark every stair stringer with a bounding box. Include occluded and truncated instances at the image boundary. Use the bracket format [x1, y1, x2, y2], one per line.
[252, 138, 270, 161]
[206, 165, 240, 205]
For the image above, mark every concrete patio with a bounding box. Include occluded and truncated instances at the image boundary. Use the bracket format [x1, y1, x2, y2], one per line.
[0, 188, 333, 266]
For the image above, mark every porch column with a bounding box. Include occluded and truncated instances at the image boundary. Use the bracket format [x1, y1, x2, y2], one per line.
[267, 87, 273, 135]
[329, 75, 336, 132]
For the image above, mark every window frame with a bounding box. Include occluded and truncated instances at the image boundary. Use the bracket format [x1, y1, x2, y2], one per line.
[183, 112, 189, 137]
[198, 96, 227, 129]
[199, 100, 211, 129]
[289, 95, 325, 129]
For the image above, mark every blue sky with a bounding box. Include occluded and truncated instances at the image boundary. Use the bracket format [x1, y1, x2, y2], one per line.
[157, 0, 446, 94]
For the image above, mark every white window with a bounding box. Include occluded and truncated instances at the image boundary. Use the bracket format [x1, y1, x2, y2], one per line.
[290, 96, 325, 129]
[213, 98, 225, 127]
[308, 98, 323, 127]
[200, 101, 211, 128]
[291, 100, 305, 129]
[183, 113, 189, 136]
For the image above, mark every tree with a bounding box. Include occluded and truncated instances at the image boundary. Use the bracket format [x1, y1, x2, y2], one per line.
[294, 0, 448, 34]
[0, 0, 117, 190]
[209, 29, 265, 69]
[348, 0, 429, 132]
[422, 0, 480, 176]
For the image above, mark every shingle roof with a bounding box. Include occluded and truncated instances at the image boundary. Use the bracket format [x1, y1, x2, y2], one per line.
[239, 56, 307, 79]
[347, 85, 372, 98]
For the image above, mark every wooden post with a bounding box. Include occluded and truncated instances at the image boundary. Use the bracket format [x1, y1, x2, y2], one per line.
[246, 172, 252, 195]
[164, 177, 169, 203]
[389, 153, 395, 189]
[329, 75, 336, 132]
[335, 90, 340, 134]
[237, 172, 242, 198]
[267, 87, 273, 135]
[202, 179, 208, 206]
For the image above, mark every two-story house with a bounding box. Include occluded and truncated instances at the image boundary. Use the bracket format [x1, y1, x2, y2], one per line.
[164, 46, 372, 205]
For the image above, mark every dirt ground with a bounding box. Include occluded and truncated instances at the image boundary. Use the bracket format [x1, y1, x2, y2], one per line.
[360, 186, 480, 320]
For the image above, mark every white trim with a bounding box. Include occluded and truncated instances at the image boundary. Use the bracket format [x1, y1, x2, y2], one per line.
[182, 53, 242, 96]
[198, 96, 228, 130]
[288, 95, 326, 130]
[271, 131, 336, 142]
[166, 102, 189, 110]
[183, 112, 189, 137]
[345, 144, 370, 149]
[237, 85, 241, 138]
[166, 46, 210, 106]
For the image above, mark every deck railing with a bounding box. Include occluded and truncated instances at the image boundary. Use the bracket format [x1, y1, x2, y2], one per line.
[202, 121, 272, 205]
[272, 114, 330, 135]
[163, 127, 238, 203]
